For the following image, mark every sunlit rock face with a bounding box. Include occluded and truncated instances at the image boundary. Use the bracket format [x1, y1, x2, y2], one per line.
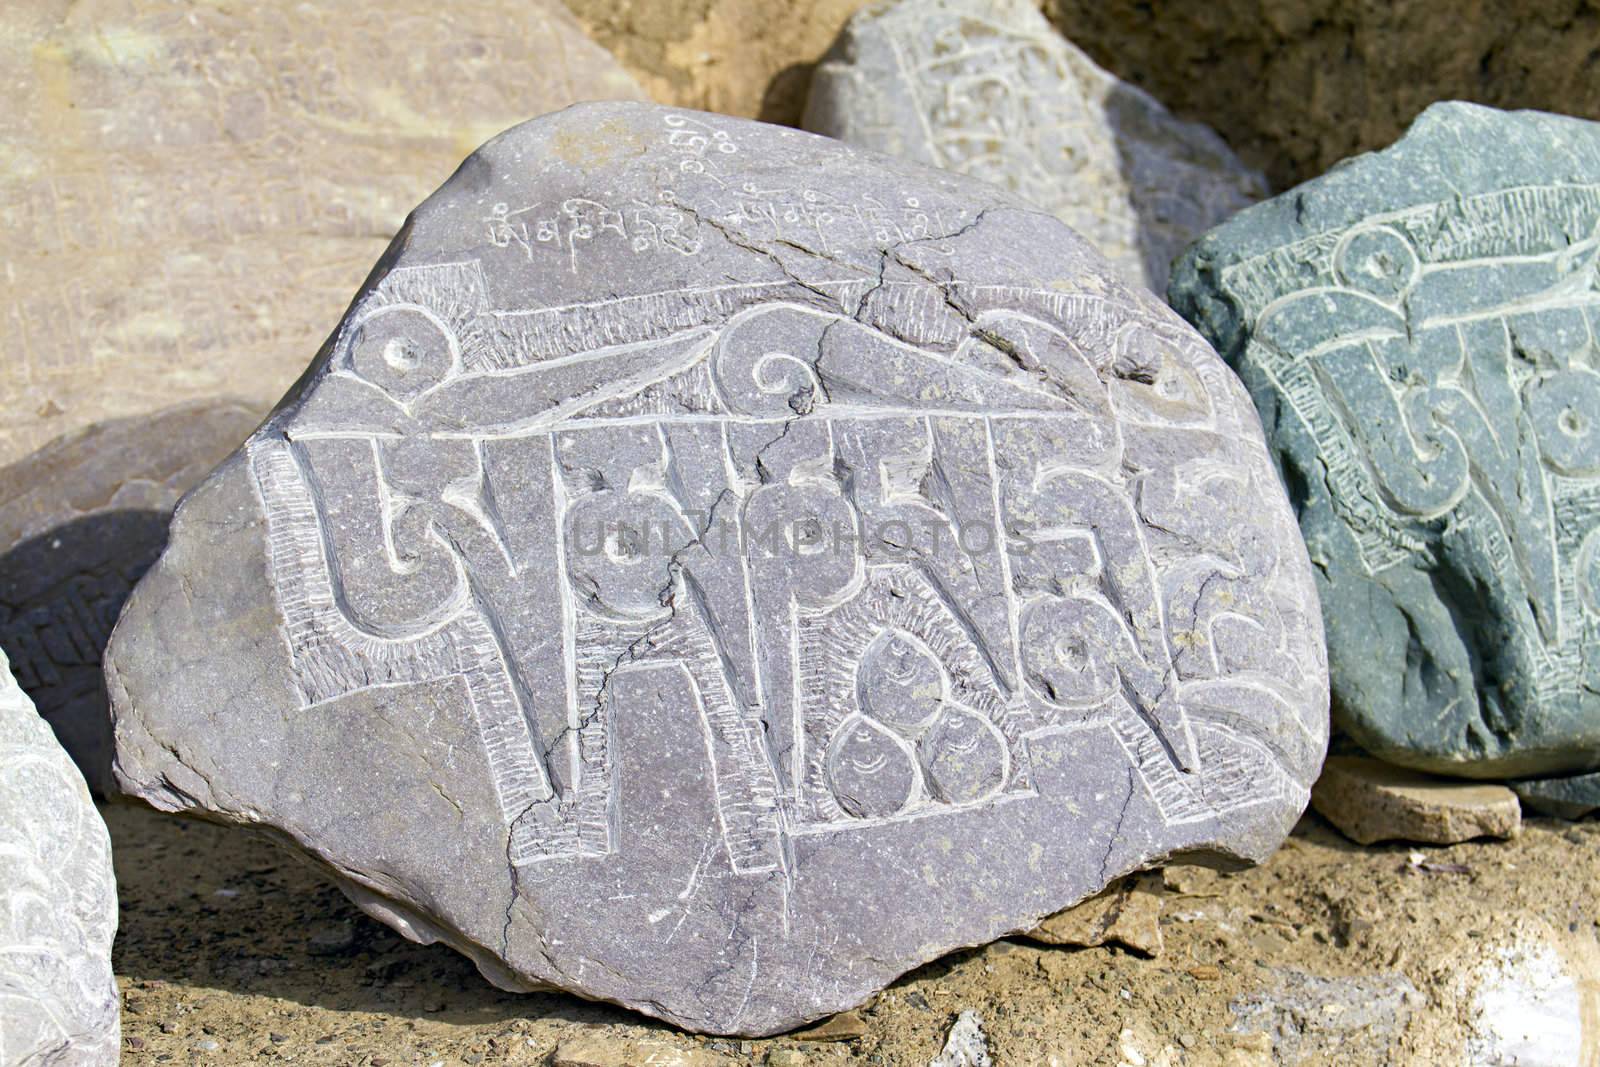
[107, 102, 1326, 1036]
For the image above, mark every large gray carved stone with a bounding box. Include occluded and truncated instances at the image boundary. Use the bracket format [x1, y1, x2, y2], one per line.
[107, 102, 1327, 1035]
[1170, 102, 1600, 782]
[0, 645, 119, 1065]
[1, 399, 260, 793]
[802, 0, 1266, 294]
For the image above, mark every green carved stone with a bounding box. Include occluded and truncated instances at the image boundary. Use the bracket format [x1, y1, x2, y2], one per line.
[1171, 102, 1600, 781]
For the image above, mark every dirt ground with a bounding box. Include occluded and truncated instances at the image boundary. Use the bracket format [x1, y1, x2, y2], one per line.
[109, 800, 1600, 1065]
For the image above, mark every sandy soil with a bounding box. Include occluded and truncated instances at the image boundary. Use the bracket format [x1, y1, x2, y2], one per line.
[109, 800, 1600, 1065]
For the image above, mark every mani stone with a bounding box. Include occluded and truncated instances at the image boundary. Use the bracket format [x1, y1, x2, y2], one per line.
[801, 0, 1266, 294]
[0, 0, 643, 468]
[1170, 102, 1600, 783]
[106, 102, 1328, 1035]
[0, 646, 119, 1065]
[0, 399, 259, 793]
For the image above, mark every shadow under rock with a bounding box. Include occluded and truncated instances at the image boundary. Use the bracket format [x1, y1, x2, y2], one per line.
[759, 61, 820, 128]
[106, 802, 637, 1029]
[0, 510, 169, 792]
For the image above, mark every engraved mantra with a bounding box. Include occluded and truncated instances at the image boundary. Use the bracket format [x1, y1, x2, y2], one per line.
[249, 261, 1317, 870]
[1225, 184, 1600, 693]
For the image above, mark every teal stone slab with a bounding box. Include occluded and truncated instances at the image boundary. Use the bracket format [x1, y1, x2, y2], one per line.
[1512, 771, 1600, 819]
[1170, 102, 1600, 780]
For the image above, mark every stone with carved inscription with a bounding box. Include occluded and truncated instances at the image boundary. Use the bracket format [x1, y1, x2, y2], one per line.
[0, 0, 643, 469]
[1, 400, 260, 793]
[1171, 102, 1600, 782]
[0, 644, 119, 1064]
[802, 0, 1266, 294]
[107, 103, 1327, 1035]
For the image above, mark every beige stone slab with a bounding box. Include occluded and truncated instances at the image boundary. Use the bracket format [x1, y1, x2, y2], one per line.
[1025, 870, 1164, 957]
[1311, 756, 1521, 846]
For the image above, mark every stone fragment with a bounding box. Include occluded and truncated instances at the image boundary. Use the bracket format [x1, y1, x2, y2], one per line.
[1170, 103, 1600, 782]
[790, 1011, 868, 1042]
[0, 645, 119, 1064]
[1511, 771, 1600, 819]
[0, 400, 259, 791]
[0, 0, 644, 468]
[1025, 870, 1164, 956]
[1468, 938, 1586, 1067]
[551, 1034, 735, 1067]
[1229, 969, 1421, 1066]
[106, 102, 1327, 1035]
[1310, 757, 1521, 846]
[803, 0, 1265, 293]
[929, 1011, 991, 1067]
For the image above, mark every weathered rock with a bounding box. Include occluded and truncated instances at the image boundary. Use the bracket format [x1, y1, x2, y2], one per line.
[0, 0, 644, 468]
[1025, 870, 1163, 957]
[0, 645, 119, 1064]
[803, 0, 1265, 293]
[1229, 969, 1422, 1065]
[551, 1033, 736, 1067]
[0, 400, 259, 791]
[1171, 103, 1600, 781]
[1510, 771, 1600, 820]
[1311, 757, 1520, 846]
[107, 102, 1327, 1035]
[929, 1011, 991, 1067]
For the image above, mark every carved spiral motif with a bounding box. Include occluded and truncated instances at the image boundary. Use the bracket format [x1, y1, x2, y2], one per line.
[346, 303, 459, 404]
[712, 305, 827, 417]
[1020, 596, 1130, 708]
[1528, 368, 1600, 477]
[564, 489, 693, 622]
[1334, 225, 1420, 302]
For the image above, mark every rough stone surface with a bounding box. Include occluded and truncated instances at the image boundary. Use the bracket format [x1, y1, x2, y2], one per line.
[1310, 757, 1521, 846]
[1171, 102, 1600, 781]
[1510, 771, 1600, 820]
[107, 102, 1327, 1035]
[803, 0, 1265, 293]
[551, 1034, 737, 1067]
[0, 0, 644, 468]
[928, 1010, 991, 1067]
[0, 646, 119, 1065]
[1042, 0, 1600, 191]
[1024, 870, 1163, 956]
[0, 400, 259, 792]
[1228, 969, 1422, 1066]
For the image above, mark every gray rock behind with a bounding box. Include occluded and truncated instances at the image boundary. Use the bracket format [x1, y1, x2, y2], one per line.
[108, 102, 1326, 1035]
[0, 645, 119, 1065]
[803, 0, 1266, 293]
[0, 399, 261, 792]
[1170, 102, 1600, 781]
